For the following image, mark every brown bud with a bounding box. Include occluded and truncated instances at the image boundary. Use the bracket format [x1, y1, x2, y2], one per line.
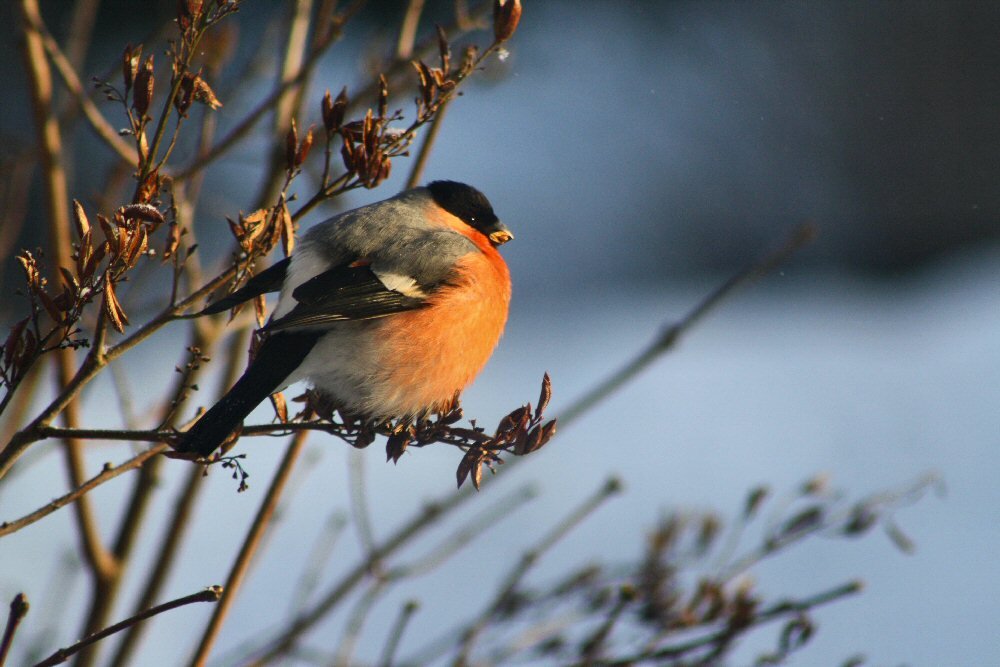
[493, 0, 522, 43]
[133, 55, 155, 116]
[323, 87, 348, 134]
[536, 372, 552, 417]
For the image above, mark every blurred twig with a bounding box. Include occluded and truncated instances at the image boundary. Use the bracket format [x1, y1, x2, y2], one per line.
[558, 223, 818, 427]
[188, 430, 310, 667]
[453, 477, 624, 665]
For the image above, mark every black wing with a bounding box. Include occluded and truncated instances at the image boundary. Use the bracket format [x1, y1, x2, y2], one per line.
[199, 258, 291, 315]
[263, 263, 427, 332]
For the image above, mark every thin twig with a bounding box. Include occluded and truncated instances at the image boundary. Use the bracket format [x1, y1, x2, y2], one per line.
[331, 580, 386, 667]
[187, 431, 310, 667]
[348, 450, 379, 563]
[557, 223, 818, 428]
[0, 445, 168, 538]
[108, 466, 205, 667]
[453, 477, 624, 666]
[377, 600, 419, 667]
[32, 587, 222, 667]
[173, 1, 368, 182]
[243, 489, 480, 665]
[588, 581, 863, 666]
[21, 5, 137, 165]
[0, 594, 29, 667]
[405, 97, 450, 189]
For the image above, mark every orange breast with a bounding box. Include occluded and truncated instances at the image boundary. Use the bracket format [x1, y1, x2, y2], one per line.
[372, 245, 511, 416]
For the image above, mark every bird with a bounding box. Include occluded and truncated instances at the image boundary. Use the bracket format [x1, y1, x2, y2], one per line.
[177, 180, 513, 457]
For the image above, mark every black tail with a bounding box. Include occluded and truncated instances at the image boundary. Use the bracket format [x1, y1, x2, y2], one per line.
[178, 330, 322, 456]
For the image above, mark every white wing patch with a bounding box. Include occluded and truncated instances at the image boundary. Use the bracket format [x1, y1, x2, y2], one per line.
[372, 267, 428, 298]
[272, 246, 331, 320]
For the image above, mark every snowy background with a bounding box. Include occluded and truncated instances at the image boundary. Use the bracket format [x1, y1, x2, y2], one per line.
[2, 1, 999, 664]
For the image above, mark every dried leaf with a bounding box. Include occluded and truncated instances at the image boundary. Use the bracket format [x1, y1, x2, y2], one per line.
[133, 54, 155, 116]
[104, 275, 129, 333]
[386, 431, 410, 464]
[37, 290, 63, 324]
[377, 74, 388, 119]
[295, 125, 314, 166]
[4, 318, 29, 367]
[436, 25, 450, 71]
[72, 200, 90, 238]
[137, 169, 160, 204]
[456, 449, 477, 489]
[270, 391, 288, 422]
[192, 74, 222, 109]
[164, 221, 181, 259]
[278, 197, 295, 256]
[470, 457, 483, 489]
[843, 504, 877, 536]
[122, 43, 141, 93]
[58, 267, 77, 291]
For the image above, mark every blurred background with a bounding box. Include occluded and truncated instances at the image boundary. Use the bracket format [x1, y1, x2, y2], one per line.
[1, 1, 998, 664]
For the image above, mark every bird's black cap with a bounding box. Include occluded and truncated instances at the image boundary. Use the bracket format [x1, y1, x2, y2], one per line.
[427, 180, 512, 245]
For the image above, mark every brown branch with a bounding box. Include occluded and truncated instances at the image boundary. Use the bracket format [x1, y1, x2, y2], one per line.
[0, 594, 29, 667]
[17, 0, 117, 593]
[397, 0, 427, 59]
[0, 445, 168, 538]
[32, 587, 222, 667]
[188, 430, 310, 667]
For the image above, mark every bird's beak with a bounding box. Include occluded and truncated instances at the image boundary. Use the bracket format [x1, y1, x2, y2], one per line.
[488, 223, 513, 246]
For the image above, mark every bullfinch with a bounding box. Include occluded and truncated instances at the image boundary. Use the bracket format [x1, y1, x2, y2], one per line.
[178, 181, 512, 456]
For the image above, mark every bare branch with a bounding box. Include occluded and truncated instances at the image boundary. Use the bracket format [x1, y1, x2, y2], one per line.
[32, 587, 222, 667]
[0, 445, 168, 538]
